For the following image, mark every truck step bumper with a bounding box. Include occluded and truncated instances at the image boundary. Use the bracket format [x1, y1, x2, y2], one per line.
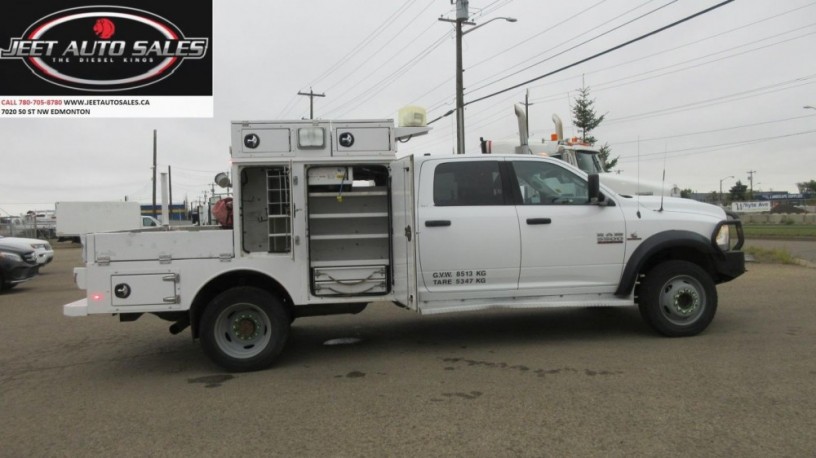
[64, 298, 88, 317]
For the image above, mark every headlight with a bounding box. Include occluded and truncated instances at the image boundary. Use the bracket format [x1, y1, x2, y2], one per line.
[715, 225, 731, 250]
[0, 252, 23, 262]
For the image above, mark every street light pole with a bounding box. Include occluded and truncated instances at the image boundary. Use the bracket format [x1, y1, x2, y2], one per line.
[440, 3, 516, 155]
[719, 175, 734, 204]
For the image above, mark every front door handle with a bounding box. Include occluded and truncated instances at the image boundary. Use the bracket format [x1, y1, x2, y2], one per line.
[425, 220, 451, 227]
[526, 218, 552, 225]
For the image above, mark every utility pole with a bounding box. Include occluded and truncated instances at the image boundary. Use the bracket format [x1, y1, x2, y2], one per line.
[747, 170, 756, 200]
[297, 87, 325, 119]
[439, 1, 471, 155]
[152, 129, 157, 218]
[454, 1, 466, 155]
[440, 3, 515, 155]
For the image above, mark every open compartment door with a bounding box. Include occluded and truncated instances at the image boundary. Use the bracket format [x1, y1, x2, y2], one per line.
[390, 156, 417, 310]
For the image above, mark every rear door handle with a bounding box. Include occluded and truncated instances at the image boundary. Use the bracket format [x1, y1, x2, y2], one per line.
[425, 220, 451, 227]
[526, 218, 552, 225]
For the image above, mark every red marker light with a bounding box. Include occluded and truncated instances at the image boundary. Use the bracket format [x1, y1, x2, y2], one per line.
[91, 293, 104, 301]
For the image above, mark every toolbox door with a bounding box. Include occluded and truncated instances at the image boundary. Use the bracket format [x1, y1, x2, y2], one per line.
[390, 155, 417, 310]
[110, 273, 178, 306]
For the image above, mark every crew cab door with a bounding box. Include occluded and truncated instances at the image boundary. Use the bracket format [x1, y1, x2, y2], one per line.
[509, 159, 626, 294]
[416, 159, 520, 298]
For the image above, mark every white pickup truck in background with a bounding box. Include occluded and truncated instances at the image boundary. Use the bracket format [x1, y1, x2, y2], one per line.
[480, 104, 681, 198]
[64, 116, 745, 372]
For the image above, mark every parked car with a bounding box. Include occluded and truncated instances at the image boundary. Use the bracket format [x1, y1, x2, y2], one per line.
[0, 243, 39, 291]
[0, 236, 54, 265]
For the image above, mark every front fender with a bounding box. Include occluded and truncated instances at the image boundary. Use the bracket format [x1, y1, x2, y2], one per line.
[615, 230, 718, 297]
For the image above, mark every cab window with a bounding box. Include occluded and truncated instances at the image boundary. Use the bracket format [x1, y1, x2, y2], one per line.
[433, 161, 505, 206]
[512, 161, 589, 205]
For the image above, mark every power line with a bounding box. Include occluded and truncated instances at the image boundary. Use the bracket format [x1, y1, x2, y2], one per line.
[308, 0, 415, 88]
[427, 0, 736, 126]
[617, 128, 816, 162]
[466, 0, 678, 97]
[605, 74, 816, 124]
[321, 27, 448, 115]
[328, 31, 452, 118]
[429, 6, 816, 137]
[464, 0, 735, 108]
[469, 0, 611, 72]
[471, 0, 515, 19]
[610, 113, 816, 145]
[321, 0, 437, 95]
[418, 0, 633, 115]
[582, 29, 815, 98]
[528, 2, 816, 95]
[527, 24, 816, 104]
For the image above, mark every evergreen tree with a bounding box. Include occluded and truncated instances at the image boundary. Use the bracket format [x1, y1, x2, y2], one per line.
[729, 180, 748, 202]
[571, 83, 618, 171]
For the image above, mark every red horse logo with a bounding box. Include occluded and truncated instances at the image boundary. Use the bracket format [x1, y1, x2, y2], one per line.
[93, 18, 115, 39]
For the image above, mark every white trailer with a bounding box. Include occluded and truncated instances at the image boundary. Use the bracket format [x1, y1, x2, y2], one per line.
[56, 201, 149, 242]
[64, 117, 745, 372]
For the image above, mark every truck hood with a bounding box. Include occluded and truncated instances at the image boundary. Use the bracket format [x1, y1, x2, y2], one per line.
[632, 196, 726, 220]
[600, 173, 680, 198]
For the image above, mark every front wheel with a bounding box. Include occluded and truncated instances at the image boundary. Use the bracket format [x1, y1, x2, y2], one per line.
[638, 260, 717, 337]
[199, 286, 290, 372]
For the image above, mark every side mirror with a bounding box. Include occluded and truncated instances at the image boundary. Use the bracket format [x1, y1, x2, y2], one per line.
[588, 174, 601, 203]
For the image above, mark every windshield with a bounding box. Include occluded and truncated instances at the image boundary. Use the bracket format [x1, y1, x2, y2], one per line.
[574, 150, 603, 174]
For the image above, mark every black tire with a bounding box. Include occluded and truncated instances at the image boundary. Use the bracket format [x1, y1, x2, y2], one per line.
[638, 260, 717, 337]
[199, 286, 290, 372]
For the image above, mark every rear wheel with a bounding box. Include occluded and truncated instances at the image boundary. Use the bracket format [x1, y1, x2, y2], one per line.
[638, 260, 717, 337]
[200, 286, 290, 372]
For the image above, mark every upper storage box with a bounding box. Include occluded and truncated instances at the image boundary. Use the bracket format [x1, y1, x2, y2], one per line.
[231, 120, 397, 159]
[332, 123, 393, 157]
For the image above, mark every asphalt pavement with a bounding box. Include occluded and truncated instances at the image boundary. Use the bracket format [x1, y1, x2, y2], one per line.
[1, 245, 815, 457]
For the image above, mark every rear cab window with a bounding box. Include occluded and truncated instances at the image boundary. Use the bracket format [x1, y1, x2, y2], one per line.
[433, 161, 506, 206]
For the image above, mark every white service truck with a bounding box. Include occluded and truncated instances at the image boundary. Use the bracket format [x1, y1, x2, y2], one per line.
[481, 104, 681, 198]
[56, 201, 160, 242]
[64, 118, 745, 372]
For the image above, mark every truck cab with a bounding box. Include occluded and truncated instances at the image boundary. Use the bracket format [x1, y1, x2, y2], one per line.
[65, 117, 745, 372]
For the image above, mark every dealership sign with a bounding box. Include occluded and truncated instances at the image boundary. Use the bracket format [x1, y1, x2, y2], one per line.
[0, 6, 208, 92]
[731, 201, 772, 213]
[0, 2, 212, 117]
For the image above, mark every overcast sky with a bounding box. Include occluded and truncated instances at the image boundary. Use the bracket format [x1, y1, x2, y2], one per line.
[2, 0, 815, 216]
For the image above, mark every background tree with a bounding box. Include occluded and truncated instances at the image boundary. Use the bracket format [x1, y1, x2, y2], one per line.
[796, 180, 816, 194]
[729, 180, 748, 202]
[680, 188, 693, 199]
[571, 83, 618, 171]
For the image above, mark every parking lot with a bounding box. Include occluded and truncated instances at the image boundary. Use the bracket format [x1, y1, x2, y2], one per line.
[2, 245, 815, 456]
